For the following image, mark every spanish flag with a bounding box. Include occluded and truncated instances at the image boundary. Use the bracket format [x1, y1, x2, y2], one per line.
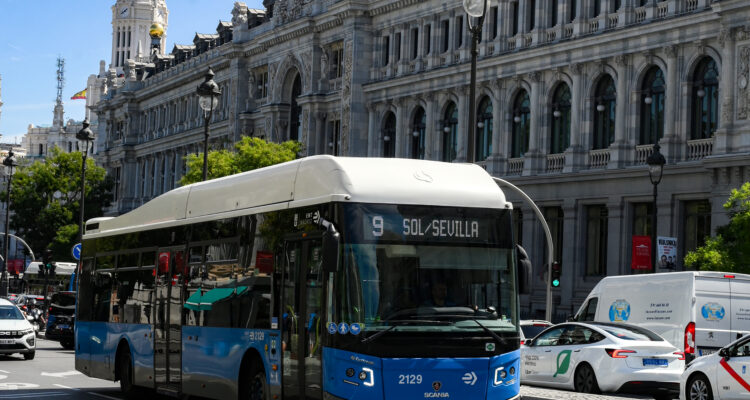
[71, 89, 87, 100]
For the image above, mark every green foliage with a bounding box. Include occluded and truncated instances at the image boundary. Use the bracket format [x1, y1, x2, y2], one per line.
[2, 147, 113, 261]
[685, 182, 750, 273]
[180, 137, 302, 185]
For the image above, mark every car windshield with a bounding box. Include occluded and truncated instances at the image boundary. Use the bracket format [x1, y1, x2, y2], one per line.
[0, 305, 24, 320]
[50, 293, 76, 307]
[335, 204, 518, 335]
[521, 325, 549, 339]
[595, 323, 663, 341]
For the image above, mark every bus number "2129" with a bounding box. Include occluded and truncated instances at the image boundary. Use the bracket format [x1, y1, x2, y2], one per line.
[398, 374, 423, 384]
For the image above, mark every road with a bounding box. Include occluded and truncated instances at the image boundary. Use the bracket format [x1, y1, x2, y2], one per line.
[1, 337, 665, 399]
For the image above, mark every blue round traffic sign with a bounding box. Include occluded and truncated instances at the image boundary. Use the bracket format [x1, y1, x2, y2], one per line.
[72, 243, 82, 261]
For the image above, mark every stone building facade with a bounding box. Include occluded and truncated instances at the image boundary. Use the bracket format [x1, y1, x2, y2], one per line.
[95, 0, 750, 320]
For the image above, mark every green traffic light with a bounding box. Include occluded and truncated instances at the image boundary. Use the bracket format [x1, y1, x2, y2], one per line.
[552, 279, 560, 287]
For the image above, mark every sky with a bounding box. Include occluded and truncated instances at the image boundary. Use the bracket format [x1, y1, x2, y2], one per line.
[0, 0, 264, 144]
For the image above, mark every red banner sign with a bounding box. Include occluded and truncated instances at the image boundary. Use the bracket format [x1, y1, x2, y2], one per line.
[632, 236, 652, 270]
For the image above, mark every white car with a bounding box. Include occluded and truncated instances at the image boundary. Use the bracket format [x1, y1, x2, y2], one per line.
[680, 334, 750, 400]
[521, 322, 684, 399]
[0, 298, 36, 360]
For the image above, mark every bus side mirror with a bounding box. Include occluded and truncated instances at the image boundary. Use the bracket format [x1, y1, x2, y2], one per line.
[516, 245, 531, 294]
[321, 224, 340, 274]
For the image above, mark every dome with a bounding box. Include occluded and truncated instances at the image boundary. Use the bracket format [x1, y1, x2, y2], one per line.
[149, 23, 165, 38]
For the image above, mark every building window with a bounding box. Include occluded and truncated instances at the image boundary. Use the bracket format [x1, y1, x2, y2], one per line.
[394, 33, 402, 63]
[38, 144, 43, 155]
[139, 160, 146, 197]
[289, 75, 302, 142]
[441, 20, 450, 52]
[382, 112, 396, 158]
[593, 0, 601, 17]
[491, 6, 499, 39]
[586, 205, 608, 276]
[549, 0, 558, 27]
[632, 203, 653, 237]
[331, 42, 344, 78]
[411, 28, 419, 60]
[424, 25, 431, 55]
[476, 96, 493, 161]
[114, 167, 121, 201]
[442, 102, 458, 162]
[684, 200, 711, 255]
[544, 206, 564, 266]
[68, 142, 72, 152]
[593, 75, 616, 150]
[455, 16, 464, 48]
[328, 119, 341, 155]
[513, 208, 523, 246]
[411, 107, 426, 159]
[612, 0, 622, 12]
[528, 0, 536, 31]
[150, 159, 157, 197]
[382, 36, 390, 66]
[512, 2, 519, 36]
[170, 156, 176, 190]
[550, 83, 571, 154]
[570, 0, 577, 22]
[640, 67, 665, 145]
[691, 57, 719, 140]
[511, 90, 530, 158]
[255, 67, 268, 99]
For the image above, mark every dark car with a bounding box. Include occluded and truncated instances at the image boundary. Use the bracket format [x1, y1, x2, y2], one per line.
[45, 291, 76, 349]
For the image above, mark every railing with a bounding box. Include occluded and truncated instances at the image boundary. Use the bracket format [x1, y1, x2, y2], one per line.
[635, 7, 647, 23]
[587, 149, 610, 169]
[588, 20, 599, 34]
[453, 52, 461, 63]
[687, 138, 714, 160]
[635, 144, 654, 165]
[563, 25, 574, 39]
[545, 29, 557, 43]
[407, 61, 416, 73]
[686, 0, 698, 12]
[656, 1, 669, 18]
[507, 38, 517, 51]
[606, 14, 619, 30]
[508, 157, 524, 175]
[475, 160, 488, 170]
[522, 34, 532, 48]
[546, 153, 565, 173]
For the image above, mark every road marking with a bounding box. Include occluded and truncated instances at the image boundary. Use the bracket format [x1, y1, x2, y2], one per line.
[0, 375, 6, 380]
[54, 383, 80, 390]
[41, 370, 82, 378]
[87, 392, 122, 400]
[0, 370, 8, 373]
[0, 382, 40, 390]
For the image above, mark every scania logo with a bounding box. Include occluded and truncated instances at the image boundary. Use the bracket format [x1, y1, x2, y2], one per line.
[432, 381, 441, 391]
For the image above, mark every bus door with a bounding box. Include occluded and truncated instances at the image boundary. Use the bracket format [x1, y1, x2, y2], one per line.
[154, 247, 186, 393]
[280, 236, 324, 400]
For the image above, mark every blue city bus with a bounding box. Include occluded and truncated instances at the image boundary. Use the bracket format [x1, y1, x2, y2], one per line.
[75, 156, 523, 399]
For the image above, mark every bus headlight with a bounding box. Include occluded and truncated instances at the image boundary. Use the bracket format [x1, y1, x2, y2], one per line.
[361, 367, 374, 387]
[494, 367, 506, 385]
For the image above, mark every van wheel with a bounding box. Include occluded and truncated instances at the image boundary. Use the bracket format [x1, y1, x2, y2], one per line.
[574, 363, 600, 394]
[687, 374, 712, 400]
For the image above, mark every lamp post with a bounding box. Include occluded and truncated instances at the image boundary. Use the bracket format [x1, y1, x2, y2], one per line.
[196, 67, 222, 182]
[463, 0, 489, 164]
[646, 144, 666, 273]
[0, 149, 18, 297]
[77, 120, 95, 243]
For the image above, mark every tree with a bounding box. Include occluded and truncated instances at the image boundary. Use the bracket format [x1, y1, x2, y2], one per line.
[180, 137, 302, 185]
[3, 147, 113, 261]
[685, 182, 750, 272]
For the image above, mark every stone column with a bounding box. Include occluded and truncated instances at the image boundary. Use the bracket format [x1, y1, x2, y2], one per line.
[315, 112, 327, 155]
[660, 45, 683, 163]
[565, 63, 587, 173]
[605, 198, 624, 277]
[424, 92, 437, 160]
[558, 200, 578, 315]
[487, 79, 507, 175]
[609, 55, 631, 168]
[395, 97, 408, 158]
[715, 27, 737, 153]
[455, 86, 469, 163]
[366, 104, 378, 157]
[524, 72, 544, 175]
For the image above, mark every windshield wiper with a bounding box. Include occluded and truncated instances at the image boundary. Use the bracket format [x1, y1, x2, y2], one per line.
[361, 319, 449, 344]
[473, 319, 507, 346]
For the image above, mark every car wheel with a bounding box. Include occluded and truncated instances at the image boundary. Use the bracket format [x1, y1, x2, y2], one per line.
[573, 363, 600, 394]
[687, 374, 713, 400]
[23, 351, 35, 360]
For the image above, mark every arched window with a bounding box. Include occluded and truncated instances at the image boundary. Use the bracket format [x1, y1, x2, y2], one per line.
[411, 107, 426, 159]
[382, 111, 396, 158]
[442, 102, 458, 162]
[611, 0, 621, 12]
[691, 57, 719, 140]
[550, 83, 571, 154]
[640, 67, 665, 145]
[593, 0, 601, 17]
[511, 90, 530, 158]
[289, 74, 302, 141]
[593, 75, 616, 150]
[476, 97, 493, 161]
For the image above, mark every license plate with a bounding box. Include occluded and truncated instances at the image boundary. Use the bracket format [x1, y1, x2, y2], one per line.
[643, 358, 668, 366]
[58, 325, 69, 330]
[0, 339, 14, 344]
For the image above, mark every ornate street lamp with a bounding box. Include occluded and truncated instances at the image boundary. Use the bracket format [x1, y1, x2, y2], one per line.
[77, 121, 95, 243]
[196, 67, 222, 181]
[0, 149, 18, 297]
[646, 143, 666, 273]
[463, 0, 490, 163]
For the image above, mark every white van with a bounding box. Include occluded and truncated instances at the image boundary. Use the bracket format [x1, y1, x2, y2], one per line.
[572, 271, 750, 359]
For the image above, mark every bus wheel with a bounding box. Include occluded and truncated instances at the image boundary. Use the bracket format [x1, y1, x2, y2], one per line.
[118, 350, 137, 397]
[243, 363, 268, 400]
[61, 339, 74, 350]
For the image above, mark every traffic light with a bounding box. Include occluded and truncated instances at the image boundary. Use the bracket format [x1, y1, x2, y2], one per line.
[551, 262, 561, 287]
[43, 249, 55, 278]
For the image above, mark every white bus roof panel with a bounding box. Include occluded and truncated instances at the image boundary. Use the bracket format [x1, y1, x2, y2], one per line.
[89, 156, 509, 236]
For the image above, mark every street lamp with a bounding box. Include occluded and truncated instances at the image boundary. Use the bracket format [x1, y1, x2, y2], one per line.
[196, 67, 222, 182]
[0, 149, 18, 297]
[463, 0, 489, 163]
[646, 143, 666, 273]
[77, 120, 95, 243]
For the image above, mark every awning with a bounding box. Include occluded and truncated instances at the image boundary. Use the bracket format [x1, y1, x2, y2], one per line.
[184, 286, 248, 311]
[184, 291, 203, 311]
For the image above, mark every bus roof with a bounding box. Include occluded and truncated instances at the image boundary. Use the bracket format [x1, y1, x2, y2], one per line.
[85, 156, 510, 238]
[25, 262, 77, 276]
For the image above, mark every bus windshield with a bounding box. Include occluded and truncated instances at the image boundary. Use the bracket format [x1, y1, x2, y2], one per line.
[336, 204, 517, 336]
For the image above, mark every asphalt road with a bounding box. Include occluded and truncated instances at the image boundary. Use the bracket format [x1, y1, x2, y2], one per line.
[1, 336, 661, 399]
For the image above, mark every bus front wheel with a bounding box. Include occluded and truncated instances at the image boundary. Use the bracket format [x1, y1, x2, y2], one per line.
[241, 362, 268, 400]
[118, 349, 137, 397]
